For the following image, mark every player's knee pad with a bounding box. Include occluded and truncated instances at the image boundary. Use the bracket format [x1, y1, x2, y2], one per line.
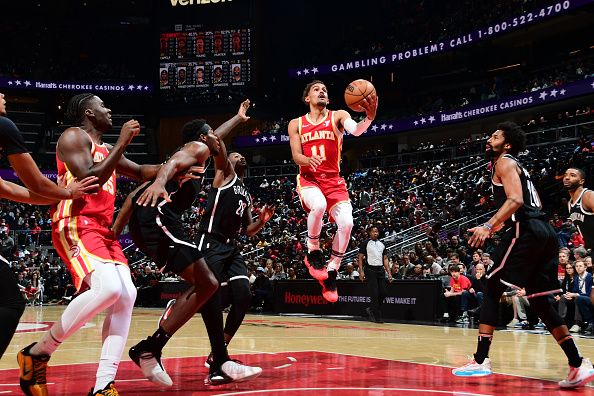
[530, 296, 564, 330]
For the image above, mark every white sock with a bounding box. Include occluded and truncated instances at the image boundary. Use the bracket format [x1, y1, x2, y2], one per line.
[94, 357, 118, 392]
[307, 237, 320, 252]
[30, 327, 62, 356]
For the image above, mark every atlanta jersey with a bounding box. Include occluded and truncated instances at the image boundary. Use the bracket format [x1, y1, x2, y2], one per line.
[298, 110, 342, 177]
[51, 137, 116, 228]
[51, 135, 126, 291]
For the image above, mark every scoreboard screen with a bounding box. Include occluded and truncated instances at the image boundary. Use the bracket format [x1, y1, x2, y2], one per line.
[159, 28, 252, 91]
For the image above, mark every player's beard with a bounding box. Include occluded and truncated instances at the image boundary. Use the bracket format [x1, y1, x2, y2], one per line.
[485, 146, 495, 161]
[564, 180, 580, 192]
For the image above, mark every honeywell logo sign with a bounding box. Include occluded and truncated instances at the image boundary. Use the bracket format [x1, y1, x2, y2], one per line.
[170, 0, 231, 6]
[284, 292, 330, 306]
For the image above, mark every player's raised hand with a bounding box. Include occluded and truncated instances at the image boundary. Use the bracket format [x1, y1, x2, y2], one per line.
[136, 182, 171, 207]
[237, 99, 251, 122]
[65, 176, 100, 199]
[360, 94, 378, 120]
[119, 119, 141, 146]
[259, 204, 276, 223]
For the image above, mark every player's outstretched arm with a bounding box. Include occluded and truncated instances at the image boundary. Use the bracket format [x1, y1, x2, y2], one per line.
[136, 141, 210, 207]
[113, 154, 161, 183]
[244, 204, 275, 238]
[112, 181, 149, 237]
[288, 119, 323, 170]
[337, 94, 379, 136]
[8, 152, 99, 201]
[213, 99, 250, 140]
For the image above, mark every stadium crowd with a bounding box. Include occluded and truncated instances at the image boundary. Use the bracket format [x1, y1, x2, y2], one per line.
[5, 113, 594, 330]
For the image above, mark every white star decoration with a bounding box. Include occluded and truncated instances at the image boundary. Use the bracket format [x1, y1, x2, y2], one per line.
[136, 85, 143, 90]
[7, 81, 12, 85]
[128, 85, 135, 90]
[420, 117, 426, 124]
[550, 89, 558, 97]
[297, 71, 302, 76]
[388, 125, 393, 129]
[24, 81, 31, 87]
[591, 81, 594, 89]
[560, 89, 566, 95]
[255, 138, 260, 143]
[262, 136, 268, 142]
[15, 80, 21, 86]
[312, 67, 318, 74]
[380, 124, 386, 130]
[539, 91, 548, 100]
[414, 120, 418, 126]
[303, 68, 309, 75]
[371, 125, 378, 132]
[270, 136, 277, 142]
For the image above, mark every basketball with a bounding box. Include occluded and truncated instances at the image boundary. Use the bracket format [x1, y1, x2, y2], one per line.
[344, 79, 376, 112]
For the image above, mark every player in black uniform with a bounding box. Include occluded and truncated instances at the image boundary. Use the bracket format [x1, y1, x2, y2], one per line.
[452, 122, 594, 388]
[563, 168, 594, 309]
[564, 168, 594, 249]
[195, 114, 274, 370]
[154, 99, 274, 383]
[114, 101, 262, 386]
[0, 92, 98, 360]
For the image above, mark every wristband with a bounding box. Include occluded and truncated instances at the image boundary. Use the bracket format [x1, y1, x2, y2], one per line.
[482, 223, 493, 231]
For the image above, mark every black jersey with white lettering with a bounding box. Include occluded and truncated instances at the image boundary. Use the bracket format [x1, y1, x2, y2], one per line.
[568, 188, 594, 249]
[199, 174, 251, 240]
[491, 154, 545, 227]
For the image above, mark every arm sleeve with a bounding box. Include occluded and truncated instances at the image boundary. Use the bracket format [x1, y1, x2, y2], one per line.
[0, 117, 29, 155]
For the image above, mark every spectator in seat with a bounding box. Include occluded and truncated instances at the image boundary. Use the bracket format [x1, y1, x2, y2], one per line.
[136, 265, 160, 307]
[443, 264, 472, 322]
[558, 250, 571, 283]
[390, 262, 402, 280]
[252, 267, 272, 311]
[571, 261, 594, 334]
[466, 263, 487, 318]
[554, 262, 581, 332]
[339, 262, 359, 280]
[481, 252, 494, 272]
[585, 256, 593, 274]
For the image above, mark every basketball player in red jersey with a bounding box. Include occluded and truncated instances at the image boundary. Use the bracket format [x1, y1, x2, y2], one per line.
[288, 80, 378, 302]
[18, 93, 162, 396]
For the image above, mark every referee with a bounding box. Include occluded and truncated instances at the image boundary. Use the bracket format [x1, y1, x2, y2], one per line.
[358, 225, 392, 323]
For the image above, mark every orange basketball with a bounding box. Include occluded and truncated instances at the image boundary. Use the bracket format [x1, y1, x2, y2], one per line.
[344, 79, 376, 112]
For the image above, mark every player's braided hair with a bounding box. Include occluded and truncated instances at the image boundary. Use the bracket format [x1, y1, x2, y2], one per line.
[65, 93, 95, 127]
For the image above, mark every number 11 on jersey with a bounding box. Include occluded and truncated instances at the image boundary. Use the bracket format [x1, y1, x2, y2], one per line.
[310, 144, 326, 160]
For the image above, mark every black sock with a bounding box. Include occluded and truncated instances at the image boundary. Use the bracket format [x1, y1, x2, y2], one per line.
[559, 335, 582, 368]
[474, 334, 493, 364]
[149, 326, 172, 351]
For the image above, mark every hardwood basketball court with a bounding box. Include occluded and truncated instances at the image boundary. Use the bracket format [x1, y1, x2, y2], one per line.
[1, 306, 594, 395]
